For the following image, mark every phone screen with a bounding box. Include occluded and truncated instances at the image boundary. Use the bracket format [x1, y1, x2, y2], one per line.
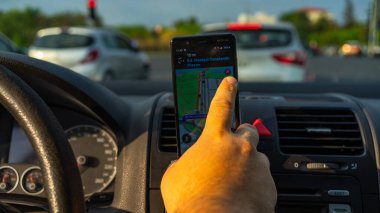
[171, 34, 239, 155]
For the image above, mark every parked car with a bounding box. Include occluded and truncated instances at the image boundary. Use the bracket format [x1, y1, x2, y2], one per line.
[303, 40, 321, 57]
[0, 33, 25, 54]
[203, 22, 308, 82]
[339, 40, 362, 57]
[321, 45, 339, 57]
[370, 45, 380, 58]
[28, 27, 150, 81]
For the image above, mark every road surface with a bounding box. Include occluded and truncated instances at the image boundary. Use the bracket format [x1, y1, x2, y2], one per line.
[148, 53, 380, 83]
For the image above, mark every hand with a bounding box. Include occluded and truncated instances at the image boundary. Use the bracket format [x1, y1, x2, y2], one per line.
[161, 76, 277, 213]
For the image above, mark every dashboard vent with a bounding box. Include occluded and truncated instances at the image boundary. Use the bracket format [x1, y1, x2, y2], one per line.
[276, 108, 363, 155]
[158, 107, 177, 152]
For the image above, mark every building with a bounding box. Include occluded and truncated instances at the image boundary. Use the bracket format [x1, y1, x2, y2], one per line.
[237, 12, 277, 24]
[299, 7, 334, 24]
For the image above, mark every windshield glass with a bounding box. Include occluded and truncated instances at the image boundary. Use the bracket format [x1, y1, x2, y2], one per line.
[33, 34, 94, 48]
[0, 0, 376, 84]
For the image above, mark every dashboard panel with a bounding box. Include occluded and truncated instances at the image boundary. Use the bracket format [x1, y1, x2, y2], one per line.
[1, 106, 118, 206]
[1, 83, 380, 213]
[149, 92, 380, 213]
[8, 125, 36, 164]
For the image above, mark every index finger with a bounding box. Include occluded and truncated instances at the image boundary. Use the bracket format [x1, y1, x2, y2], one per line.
[203, 76, 237, 134]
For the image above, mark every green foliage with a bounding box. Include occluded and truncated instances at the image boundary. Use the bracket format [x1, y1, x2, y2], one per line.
[173, 16, 201, 35]
[279, 11, 311, 42]
[280, 7, 367, 47]
[309, 25, 367, 46]
[48, 12, 87, 27]
[122, 16, 201, 51]
[118, 25, 151, 39]
[0, 7, 43, 47]
[0, 7, 96, 47]
[312, 17, 337, 32]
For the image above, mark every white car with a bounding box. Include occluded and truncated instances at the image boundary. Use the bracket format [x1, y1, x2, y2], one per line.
[203, 22, 308, 82]
[28, 27, 150, 81]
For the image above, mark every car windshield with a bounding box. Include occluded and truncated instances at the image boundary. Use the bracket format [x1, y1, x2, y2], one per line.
[33, 34, 94, 49]
[0, 0, 377, 84]
[0, 40, 10, 51]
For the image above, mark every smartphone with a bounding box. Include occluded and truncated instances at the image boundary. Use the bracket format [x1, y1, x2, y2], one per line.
[171, 34, 240, 156]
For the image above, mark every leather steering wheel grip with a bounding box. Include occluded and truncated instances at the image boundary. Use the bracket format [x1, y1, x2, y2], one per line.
[0, 65, 85, 213]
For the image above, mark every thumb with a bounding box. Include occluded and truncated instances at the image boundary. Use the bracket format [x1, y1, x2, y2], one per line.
[204, 76, 237, 134]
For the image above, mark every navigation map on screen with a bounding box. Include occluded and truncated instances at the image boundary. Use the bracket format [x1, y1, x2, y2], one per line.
[176, 66, 234, 154]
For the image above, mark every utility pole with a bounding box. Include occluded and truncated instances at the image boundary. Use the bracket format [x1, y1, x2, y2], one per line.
[369, 0, 378, 56]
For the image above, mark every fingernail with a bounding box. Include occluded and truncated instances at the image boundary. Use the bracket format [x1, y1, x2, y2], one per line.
[226, 77, 237, 86]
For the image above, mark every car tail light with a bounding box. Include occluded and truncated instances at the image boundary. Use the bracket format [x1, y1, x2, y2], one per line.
[81, 49, 99, 64]
[227, 22, 262, 31]
[272, 51, 307, 66]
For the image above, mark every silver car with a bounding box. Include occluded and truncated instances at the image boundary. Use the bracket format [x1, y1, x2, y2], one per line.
[28, 27, 150, 81]
[203, 22, 309, 82]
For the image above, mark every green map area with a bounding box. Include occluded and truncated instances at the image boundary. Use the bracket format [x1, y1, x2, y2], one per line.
[176, 66, 232, 118]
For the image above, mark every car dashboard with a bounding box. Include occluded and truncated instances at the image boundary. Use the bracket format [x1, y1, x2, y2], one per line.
[0, 98, 120, 209]
[149, 92, 380, 213]
[0, 53, 379, 212]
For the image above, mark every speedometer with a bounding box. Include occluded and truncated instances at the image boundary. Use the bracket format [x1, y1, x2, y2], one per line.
[65, 125, 118, 197]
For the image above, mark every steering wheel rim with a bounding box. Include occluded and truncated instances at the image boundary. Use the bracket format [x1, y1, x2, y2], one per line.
[0, 65, 85, 212]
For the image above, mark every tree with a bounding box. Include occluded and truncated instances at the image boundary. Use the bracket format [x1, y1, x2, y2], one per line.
[0, 7, 94, 47]
[312, 17, 337, 32]
[49, 12, 89, 27]
[0, 7, 44, 47]
[280, 11, 311, 42]
[173, 16, 201, 35]
[343, 0, 356, 28]
[118, 25, 150, 39]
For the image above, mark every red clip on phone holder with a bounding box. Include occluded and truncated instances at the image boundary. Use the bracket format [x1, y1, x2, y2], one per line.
[252, 118, 272, 137]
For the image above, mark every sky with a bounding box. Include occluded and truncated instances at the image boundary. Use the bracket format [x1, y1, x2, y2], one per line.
[0, 0, 371, 27]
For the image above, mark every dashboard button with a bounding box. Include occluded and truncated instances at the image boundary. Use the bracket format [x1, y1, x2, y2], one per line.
[329, 204, 351, 213]
[328, 190, 350, 197]
[306, 163, 339, 170]
[252, 118, 272, 137]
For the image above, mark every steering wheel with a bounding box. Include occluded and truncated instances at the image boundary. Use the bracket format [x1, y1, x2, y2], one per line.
[0, 63, 85, 212]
